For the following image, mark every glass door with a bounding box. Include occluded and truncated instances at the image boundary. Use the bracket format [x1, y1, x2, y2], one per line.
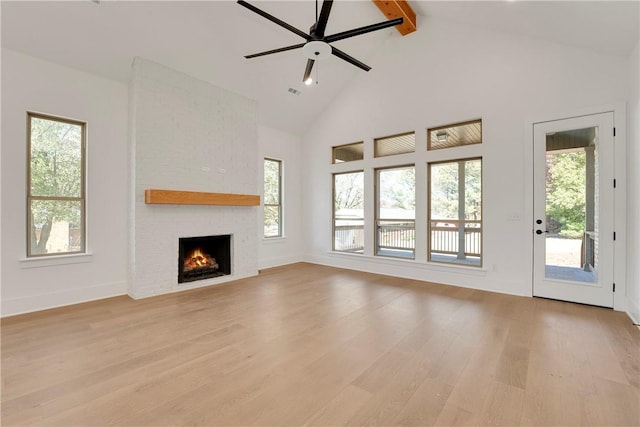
[533, 113, 614, 307]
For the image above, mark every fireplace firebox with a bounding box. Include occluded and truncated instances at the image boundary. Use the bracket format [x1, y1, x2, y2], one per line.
[178, 235, 231, 284]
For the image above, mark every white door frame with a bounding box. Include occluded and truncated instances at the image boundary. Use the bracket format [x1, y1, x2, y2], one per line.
[524, 103, 627, 311]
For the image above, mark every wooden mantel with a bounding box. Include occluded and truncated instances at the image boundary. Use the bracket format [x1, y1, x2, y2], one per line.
[145, 189, 260, 206]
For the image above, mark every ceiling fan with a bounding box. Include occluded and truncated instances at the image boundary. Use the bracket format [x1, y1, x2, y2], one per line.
[238, 0, 403, 85]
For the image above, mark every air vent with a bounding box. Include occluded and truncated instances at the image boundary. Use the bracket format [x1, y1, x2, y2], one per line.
[288, 88, 301, 95]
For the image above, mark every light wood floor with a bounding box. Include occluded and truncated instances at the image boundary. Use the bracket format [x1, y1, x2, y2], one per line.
[2, 263, 639, 426]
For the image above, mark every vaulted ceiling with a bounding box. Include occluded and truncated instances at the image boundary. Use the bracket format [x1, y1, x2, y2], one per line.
[2, 1, 638, 135]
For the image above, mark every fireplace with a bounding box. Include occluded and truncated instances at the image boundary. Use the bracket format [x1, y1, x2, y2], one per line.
[178, 235, 231, 284]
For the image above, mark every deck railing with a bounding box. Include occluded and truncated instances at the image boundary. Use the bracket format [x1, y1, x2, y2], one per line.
[334, 223, 365, 252]
[334, 219, 482, 258]
[377, 221, 415, 252]
[429, 220, 481, 257]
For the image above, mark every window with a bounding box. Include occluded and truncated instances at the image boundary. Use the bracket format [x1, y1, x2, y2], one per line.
[376, 165, 415, 258]
[374, 132, 415, 157]
[428, 119, 482, 150]
[333, 171, 364, 253]
[333, 142, 364, 163]
[263, 158, 282, 238]
[428, 158, 482, 266]
[27, 112, 86, 257]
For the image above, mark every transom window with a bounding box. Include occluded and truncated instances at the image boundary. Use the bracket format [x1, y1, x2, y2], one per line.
[428, 119, 482, 150]
[27, 112, 86, 257]
[333, 142, 364, 163]
[374, 132, 415, 157]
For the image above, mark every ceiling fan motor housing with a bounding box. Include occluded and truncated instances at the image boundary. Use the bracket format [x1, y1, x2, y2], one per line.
[303, 41, 331, 60]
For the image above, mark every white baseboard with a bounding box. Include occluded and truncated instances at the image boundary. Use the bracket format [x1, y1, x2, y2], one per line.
[1, 280, 128, 317]
[128, 271, 259, 300]
[258, 254, 304, 270]
[305, 253, 529, 298]
[627, 295, 640, 325]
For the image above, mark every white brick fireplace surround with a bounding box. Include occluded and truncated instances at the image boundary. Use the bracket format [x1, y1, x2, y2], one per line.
[129, 58, 259, 299]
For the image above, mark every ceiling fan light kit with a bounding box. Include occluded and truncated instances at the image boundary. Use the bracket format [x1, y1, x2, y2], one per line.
[303, 41, 331, 60]
[238, 0, 403, 84]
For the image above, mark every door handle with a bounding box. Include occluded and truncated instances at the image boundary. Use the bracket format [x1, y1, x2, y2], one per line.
[535, 230, 548, 235]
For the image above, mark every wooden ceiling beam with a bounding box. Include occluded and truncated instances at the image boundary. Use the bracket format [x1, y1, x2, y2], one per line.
[372, 0, 417, 36]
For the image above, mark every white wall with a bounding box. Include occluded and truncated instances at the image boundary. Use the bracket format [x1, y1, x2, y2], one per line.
[258, 125, 304, 269]
[129, 58, 259, 299]
[302, 18, 630, 298]
[0, 52, 304, 313]
[1, 49, 129, 316]
[1, 20, 635, 317]
[626, 40, 640, 324]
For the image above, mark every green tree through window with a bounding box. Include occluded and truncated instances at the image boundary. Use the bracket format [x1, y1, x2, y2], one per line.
[263, 158, 282, 237]
[333, 171, 364, 253]
[429, 158, 482, 266]
[28, 113, 85, 256]
[545, 150, 586, 238]
[376, 166, 415, 258]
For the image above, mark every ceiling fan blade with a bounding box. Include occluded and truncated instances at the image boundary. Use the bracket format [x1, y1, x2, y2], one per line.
[314, 0, 334, 37]
[238, 0, 310, 41]
[245, 43, 306, 59]
[331, 46, 371, 72]
[303, 58, 315, 83]
[325, 17, 403, 43]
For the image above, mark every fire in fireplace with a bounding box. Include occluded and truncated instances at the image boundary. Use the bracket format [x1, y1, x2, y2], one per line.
[178, 235, 231, 284]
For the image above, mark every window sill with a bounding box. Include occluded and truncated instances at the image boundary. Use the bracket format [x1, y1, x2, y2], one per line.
[19, 253, 93, 269]
[262, 236, 287, 243]
[329, 250, 365, 257]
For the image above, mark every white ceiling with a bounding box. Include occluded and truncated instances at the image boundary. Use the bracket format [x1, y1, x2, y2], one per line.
[2, 1, 639, 135]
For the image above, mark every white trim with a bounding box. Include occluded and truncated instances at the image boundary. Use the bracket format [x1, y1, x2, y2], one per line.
[323, 251, 489, 277]
[627, 296, 640, 325]
[258, 254, 304, 270]
[262, 236, 288, 243]
[326, 250, 487, 276]
[524, 102, 627, 311]
[307, 255, 526, 298]
[612, 104, 628, 312]
[19, 252, 93, 269]
[1, 280, 126, 317]
[128, 272, 256, 300]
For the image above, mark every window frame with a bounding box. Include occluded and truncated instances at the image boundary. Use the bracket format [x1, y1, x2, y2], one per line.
[374, 131, 416, 158]
[427, 157, 483, 267]
[374, 164, 416, 259]
[427, 119, 482, 151]
[332, 142, 364, 164]
[332, 170, 365, 253]
[263, 157, 283, 238]
[27, 112, 87, 258]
